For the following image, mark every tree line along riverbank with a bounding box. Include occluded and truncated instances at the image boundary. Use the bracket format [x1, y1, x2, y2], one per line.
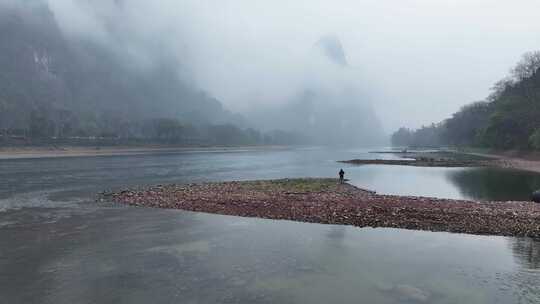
[392, 51, 540, 151]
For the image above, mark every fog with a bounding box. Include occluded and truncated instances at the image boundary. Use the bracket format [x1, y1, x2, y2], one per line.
[4, 0, 540, 140]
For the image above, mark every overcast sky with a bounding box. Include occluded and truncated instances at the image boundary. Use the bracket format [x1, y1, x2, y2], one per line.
[47, 0, 540, 132]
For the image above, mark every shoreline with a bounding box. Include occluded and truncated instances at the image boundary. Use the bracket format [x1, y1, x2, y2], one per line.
[0, 145, 288, 160]
[358, 149, 540, 173]
[461, 150, 540, 173]
[338, 158, 488, 168]
[105, 178, 540, 238]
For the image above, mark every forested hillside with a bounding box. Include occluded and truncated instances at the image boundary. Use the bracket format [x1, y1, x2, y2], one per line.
[392, 51, 540, 150]
[0, 1, 304, 146]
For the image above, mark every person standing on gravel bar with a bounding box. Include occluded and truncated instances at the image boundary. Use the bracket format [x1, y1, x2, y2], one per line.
[339, 169, 345, 184]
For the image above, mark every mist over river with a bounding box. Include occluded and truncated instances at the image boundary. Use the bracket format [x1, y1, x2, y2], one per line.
[1, 147, 539, 303]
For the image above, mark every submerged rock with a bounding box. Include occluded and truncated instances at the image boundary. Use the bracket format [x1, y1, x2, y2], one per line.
[393, 284, 430, 303]
[377, 283, 430, 303]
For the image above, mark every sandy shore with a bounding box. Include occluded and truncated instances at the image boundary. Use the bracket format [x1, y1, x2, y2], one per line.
[105, 178, 540, 237]
[493, 158, 540, 173]
[463, 150, 540, 173]
[0, 145, 284, 160]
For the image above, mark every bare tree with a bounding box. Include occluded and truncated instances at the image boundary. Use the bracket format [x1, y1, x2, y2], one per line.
[511, 50, 540, 81]
[487, 76, 514, 102]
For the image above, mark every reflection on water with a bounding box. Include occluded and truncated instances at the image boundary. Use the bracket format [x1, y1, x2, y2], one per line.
[325, 226, 346, 240]
[447, 168, 540, 201]
[1, 208, 539, 304]
[511, 237, 540, 269]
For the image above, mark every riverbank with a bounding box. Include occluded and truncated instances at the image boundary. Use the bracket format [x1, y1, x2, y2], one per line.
[461, 149, 540, 173]
[0, 145, 286, 160]
[105, 178, 540, 237]
[348, 149, 540, 172]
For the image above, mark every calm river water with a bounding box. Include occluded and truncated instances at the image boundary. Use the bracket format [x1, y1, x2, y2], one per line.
[0, 147, 539, 303]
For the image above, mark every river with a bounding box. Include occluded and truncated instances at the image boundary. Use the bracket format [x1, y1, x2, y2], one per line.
[0, 147, 539, 303]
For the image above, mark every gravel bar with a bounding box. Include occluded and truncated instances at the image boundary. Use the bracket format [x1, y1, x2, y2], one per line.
[105, 178, 540, 237]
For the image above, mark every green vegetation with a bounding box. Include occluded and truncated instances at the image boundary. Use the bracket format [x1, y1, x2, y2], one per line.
[391, 124, 442, 148]
[392, 50, 540, 150]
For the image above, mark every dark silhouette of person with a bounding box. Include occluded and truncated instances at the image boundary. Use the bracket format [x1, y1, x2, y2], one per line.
[339, 169, 345, 184]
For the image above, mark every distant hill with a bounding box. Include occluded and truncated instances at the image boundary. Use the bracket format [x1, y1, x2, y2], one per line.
[0, 2, 384, 147]
[315, 35, 348, 67]
[249, 89, 385, 146]
[0, 1, 243, 140]
[248, 35, 385, 146]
